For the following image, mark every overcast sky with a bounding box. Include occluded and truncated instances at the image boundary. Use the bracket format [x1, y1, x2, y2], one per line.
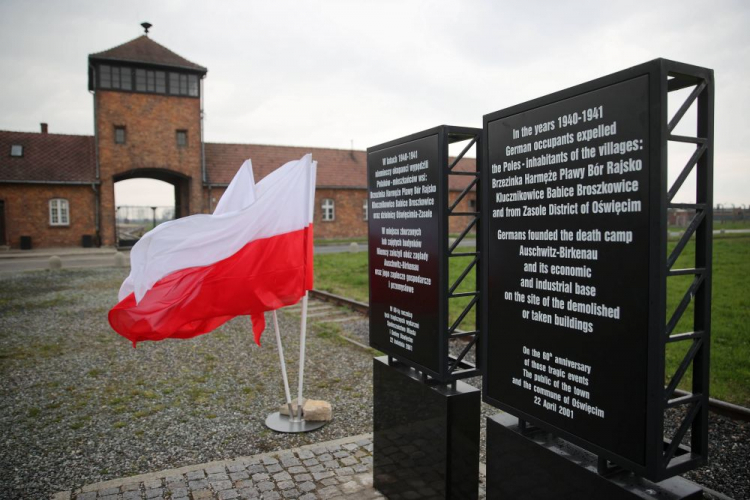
[1, 0, 748, 207]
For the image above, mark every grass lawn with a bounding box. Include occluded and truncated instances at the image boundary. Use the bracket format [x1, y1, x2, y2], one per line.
[314, 234, 750, 406]
[666, 233, 750, 405]
[670, 219, 750, 231]
[314, 252, 370, 302]
[711, 219, 750, 231]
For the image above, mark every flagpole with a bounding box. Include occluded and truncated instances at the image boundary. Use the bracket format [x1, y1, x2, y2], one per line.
[264, 304, 324, 433]
[272, 311, 295, 419]
[263, 156, 324, 434]
[297, 292, 309, 419]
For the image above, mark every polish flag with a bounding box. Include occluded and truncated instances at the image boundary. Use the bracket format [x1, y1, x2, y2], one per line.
[109, 154, 317, 346]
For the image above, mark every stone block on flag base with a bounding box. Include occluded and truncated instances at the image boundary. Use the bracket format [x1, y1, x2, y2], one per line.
[303, 399, 332, 421]
[277, 399, 332, 421]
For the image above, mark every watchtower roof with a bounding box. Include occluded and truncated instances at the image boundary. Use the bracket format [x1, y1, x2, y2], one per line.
[89, 35, 207, 74]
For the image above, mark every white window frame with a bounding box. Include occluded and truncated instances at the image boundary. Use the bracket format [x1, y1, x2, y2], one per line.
[322, 198, 335, 221]
[363, 200, 368, 221]
[49, 198, 70, 226]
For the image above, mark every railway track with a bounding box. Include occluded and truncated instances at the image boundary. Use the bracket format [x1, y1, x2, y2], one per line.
[305, 289, 750, 423]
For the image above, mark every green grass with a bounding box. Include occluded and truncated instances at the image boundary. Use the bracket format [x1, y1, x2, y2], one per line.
[670, 219, 750, 231]
[315, 233, 750, 406]
[0, 342, 64, 360]
[666, 233, 750, 405]
[314, 253, 369, 302]
[447, 256, 478, 332]
[711, 219, 750, 230]
[315, 323, 349, 346]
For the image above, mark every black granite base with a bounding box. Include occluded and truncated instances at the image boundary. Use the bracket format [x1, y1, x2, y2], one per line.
[373, 356, 480, 499]
[486, 413, 703, 500]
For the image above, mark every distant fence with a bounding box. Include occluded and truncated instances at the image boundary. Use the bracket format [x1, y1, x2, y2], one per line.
[714, 206, 749, 224]
[669, 206, 749, 227]
[115, 205, 175, 247]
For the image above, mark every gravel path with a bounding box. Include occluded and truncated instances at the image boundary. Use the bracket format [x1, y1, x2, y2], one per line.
[1, 267, 748, 499]
[0, 268, 374, 500]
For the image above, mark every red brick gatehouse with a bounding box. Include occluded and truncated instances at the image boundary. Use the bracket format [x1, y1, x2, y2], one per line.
[0, 32, 475, 249]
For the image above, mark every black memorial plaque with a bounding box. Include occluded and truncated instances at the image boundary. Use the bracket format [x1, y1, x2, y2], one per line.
[368, 133, 444, 376]
[484, 76, 651, 468]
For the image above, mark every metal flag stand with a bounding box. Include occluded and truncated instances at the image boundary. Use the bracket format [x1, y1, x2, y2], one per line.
[265, 293, 325, 433]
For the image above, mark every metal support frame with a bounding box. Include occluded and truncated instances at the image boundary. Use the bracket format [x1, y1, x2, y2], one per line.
[479, 59, 713, 482]
[368, 125, 481, 384]
[652, 61, 714, 479]
[444, 127, 483, 381]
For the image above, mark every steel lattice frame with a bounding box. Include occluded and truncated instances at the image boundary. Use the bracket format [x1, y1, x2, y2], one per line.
[444, 127, 483, 381]
[649, 60, 714, 480]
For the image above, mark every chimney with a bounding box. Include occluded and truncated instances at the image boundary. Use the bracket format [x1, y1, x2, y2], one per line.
[41, 123, 48, 134]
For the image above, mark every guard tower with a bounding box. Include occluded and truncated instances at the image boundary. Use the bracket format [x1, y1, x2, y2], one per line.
[88, 23, 208, 246]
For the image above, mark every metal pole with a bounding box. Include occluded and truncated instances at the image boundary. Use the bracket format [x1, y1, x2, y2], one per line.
[297, 292, 309, 419]
[272, 311, 295, 419]
[263, 303, 325, 433]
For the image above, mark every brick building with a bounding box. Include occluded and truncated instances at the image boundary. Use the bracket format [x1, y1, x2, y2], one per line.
[0, 32, 475, 249]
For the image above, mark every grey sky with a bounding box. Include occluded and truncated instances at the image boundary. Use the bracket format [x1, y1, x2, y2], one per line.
[1, 0, 748, 206]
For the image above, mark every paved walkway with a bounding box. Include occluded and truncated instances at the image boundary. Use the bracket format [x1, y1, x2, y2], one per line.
[53, 432, 486, 499]
[54, 434, 380, 500]
[53, 433, 487, 500]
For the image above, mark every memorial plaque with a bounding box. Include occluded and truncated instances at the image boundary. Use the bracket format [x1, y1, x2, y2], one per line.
[484, 76, 651, 467]
[368, 133, 444, 376]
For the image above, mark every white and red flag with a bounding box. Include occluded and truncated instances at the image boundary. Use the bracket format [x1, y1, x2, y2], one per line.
[109, 154, 317, 346]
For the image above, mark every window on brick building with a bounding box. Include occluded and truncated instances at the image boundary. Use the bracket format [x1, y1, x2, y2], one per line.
[135, 70, 166, 93]
[112, 67, 121, 89]
[469, 198, 476, 210]
[49, 199, 69, 226]
[169, 73, 180, 95]
[363, 200, 368, 221]
[121, 67, 132, 90]
[135, 69, 145, 91]
[322, 199, 335, 221]
[10, 145, 23, 157]
[100, 65, 112, 88]
[176, 130, 188, 148]
[99, 65, 132, 90]
[155, 71, 166, 93]
[100, 64, 198, 97]
[188, 75, 199, 96]
[114, 126, 126, 145]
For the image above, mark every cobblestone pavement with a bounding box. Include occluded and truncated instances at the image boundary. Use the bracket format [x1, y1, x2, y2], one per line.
[54, 433, 488, 499]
